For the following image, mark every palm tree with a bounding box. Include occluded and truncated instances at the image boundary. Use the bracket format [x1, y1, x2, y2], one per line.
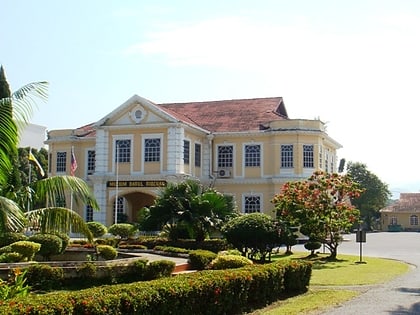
[0, 67, 97, 240]
[141, 179, 238, 241]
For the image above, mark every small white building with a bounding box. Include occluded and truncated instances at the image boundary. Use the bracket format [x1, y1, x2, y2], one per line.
[19, 123, 47, 149]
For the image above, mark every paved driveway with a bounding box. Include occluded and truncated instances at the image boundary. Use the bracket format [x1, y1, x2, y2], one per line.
[302, 232, 420, 315]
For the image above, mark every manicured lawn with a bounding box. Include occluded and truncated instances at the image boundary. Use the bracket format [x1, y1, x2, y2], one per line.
[248, 252, 410, 314]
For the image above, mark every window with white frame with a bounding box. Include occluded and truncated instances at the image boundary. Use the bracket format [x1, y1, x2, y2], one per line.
[194, 143, 201, 167]
[410, 215, 419, 226]
[281, 145, 293, 168]
[183, 140, 190, 164]
[243, 195, 261, 213]
[319, 146, 323, 168]
[218, 145, 233, 168]
[87, 150, 95, 175]
[85, 205, 93, 222]
[303, 145, 314, 168]
[325, 148, 329, 172]
[56, 152, 67, 172]
[113, 196, 125, 223]
[245, 144, 261, 167]
[115, 139, 131, 163]
[144, 138, 161, 162]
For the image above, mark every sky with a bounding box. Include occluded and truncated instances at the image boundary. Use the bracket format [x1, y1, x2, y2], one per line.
[1, 0, 420, 196]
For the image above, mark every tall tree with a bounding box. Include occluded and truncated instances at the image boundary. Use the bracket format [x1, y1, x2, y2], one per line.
[272, 171, 363, 259]
[346, 162, 391, 230]
[0, 66, 98, 239]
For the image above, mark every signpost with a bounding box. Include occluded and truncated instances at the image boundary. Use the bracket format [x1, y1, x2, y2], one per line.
[356, 229, 366, 264]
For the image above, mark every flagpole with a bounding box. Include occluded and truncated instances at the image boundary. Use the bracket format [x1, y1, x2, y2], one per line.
[27, 148, 32, 211]
[70, 146, 74, 211]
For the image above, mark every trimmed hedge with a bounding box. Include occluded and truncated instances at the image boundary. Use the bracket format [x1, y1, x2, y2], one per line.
[209, 254, 253, 270]
[0, 260, 311, 314]
[137, 238, 230, 253]
[188, 249, 217, 270]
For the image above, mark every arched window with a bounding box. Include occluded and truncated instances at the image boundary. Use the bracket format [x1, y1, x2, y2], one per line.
[410, 215, 418, 226]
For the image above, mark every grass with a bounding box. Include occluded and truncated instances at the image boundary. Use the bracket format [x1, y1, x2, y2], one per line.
[248, 251, 411, 314]
[250, 289, 359, 315]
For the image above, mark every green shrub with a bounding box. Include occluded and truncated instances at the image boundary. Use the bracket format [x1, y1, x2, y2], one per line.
[0, 232, 27, 247]
[94, 237, 118, 247]
[188, 249, 217, 270]
[144, 260, 175, 280]
[218, 249, 242, 256]
[52, 232, 70, 254]
[25, 264, 64, 291]
[0, 252, 23, 263]
[10, 241, 41, 261]
[0, 260, 312, 314]
[119, 258, 149, 282]
[118, 244, 147, 250]
[96, 245, 118, 260]
[108, 223, 137, 239]
[284, 261, 313, 293]
[304, 241, 322, 255]
[209, 254, 253, 270]
[87, 221, 108, 238]
[76, 262, 97, 279]
[154, 245, 190, 254]
[29, 234, 62, 260]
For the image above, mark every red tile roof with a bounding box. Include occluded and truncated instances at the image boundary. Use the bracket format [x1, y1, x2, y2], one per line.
[381, 193, 420, 212]
[75, 97, 289, 137]
[158, 97, 288, 132]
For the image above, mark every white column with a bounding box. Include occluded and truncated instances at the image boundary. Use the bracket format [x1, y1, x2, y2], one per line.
[167, 126, 184, 174]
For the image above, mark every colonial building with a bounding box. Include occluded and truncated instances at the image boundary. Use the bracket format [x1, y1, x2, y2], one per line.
[45, 95, 341, 226]
[380, 193, 420, 232]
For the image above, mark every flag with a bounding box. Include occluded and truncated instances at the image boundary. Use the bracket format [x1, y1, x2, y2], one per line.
[70, 147, 78, 176]
[28, 151, 45, 177]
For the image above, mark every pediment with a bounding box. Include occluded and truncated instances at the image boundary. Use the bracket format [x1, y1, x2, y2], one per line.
[95, 95, 177, 127]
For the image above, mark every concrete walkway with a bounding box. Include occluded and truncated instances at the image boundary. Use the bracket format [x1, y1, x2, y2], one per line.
[304, 232, 420, 315]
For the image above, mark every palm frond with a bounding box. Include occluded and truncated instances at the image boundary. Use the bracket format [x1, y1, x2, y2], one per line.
[0, 196, 26, 232]
[10, 81, 48, 125]
[26, 207, 93, 241]
[32, 175, 99, 210]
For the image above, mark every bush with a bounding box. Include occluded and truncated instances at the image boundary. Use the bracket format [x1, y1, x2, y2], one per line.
[108, 223, 137, 239]
[87, 221, 108, 238]
[0, 252, 23, 263]
[304, 241, 322, 255]
[0, 232, 27, 247]
[29, 234, 62, 260]
[95, 237, 118, 247]
[10, 241, 41, 261]
[144, 260, 176, 280]
[188, 249, 217, 270]
[154, 245, 190, 254]
[76, 262, 97, 279]
[52, 232, 70, 254]
[96, 245, 118, 260]
[0, 260, 312, 314]
[118, 244, 147, 250]
[209, 254, 253, 270]
[131, 259, 148, 280]
[218, 249, 242, 256]
[25, 264, 64, 291]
